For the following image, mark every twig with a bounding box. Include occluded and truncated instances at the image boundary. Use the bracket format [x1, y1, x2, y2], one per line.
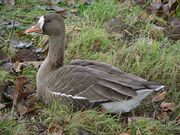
[0, 17, 16, 50]
[6, 17, 16, 52]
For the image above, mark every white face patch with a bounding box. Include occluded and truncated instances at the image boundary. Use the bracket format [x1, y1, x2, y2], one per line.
[37, 16, 45, 29]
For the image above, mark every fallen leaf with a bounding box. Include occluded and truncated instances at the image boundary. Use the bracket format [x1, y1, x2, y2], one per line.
[1, 20, 20, 29]
[9, 39, 32, 48]
[66, 25, 80, 33]
[0, 111, 4, 120]
[91, 39, 101, 52]
[2, 62, 26, 73]
[77, 127, 93, 135]
[46, 6, 65, 12]
[47, 125, 63, 135]
[23, 61, 42, 68]
[104, 16, 132, 40]
[13, 62, 24, 72]
[161, 4, 170, 17]
[37, 122, 48, 133]
[2, 62, 14, 72]
[0, 104, 5, 109]
[46, 6, 68, 18]
[0, 80, 14, 101]
[16, 95, 38, 117]
[133, 0, 146, 5]
[13, 76, 37, 117]
[160, 101, 176, 111]
[151, 91, 167, 102]
[12, 49, 40, 62]
[170, 18, 180, 27]
[128, 117, 153, 124]
[3, 0, 15, 6]
[70, 9, 78, 16]
[150, 2, 163, 11]
[167, 19, 180, 40]
[168, 0, 177, 9]
[149, 25, 165, 39]
[176, 116, 180, 124]
[119, 133, 130, 135]
[68, 0, 75, 6]
[14, 77, 30, 103]
[0, 52, 9, 64]
[156, 0, 162, 3]
[156, 112, 169, 121]
[56, 128, 63, 135]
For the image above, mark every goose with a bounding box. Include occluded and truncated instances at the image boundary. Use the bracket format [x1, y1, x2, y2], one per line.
[25, 13, 164, 113]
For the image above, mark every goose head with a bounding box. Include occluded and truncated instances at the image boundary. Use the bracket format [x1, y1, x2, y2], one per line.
[25, 13, 65, 36]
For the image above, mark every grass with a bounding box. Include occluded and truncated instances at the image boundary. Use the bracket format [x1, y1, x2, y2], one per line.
[0, 0, 180, 134]
[127, 117, 179, 135]
[67, 26, 114, 62]
[80, 0, 119, 25]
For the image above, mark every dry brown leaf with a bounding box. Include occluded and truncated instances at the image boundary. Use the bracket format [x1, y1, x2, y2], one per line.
[150, 2, 163, 10]
[70, 9, 78, 16]
[77, 127, 93, 135]
[0, 104, 5, 109]
[47, 125, 63, 135]
[156, 112, 169, 121]
[91, 39, 101, 52]
[151, 91, 167, 102]
[15, 49, 40, 62]
[14, 77, 30, 103]
[168, 0, 176, 8]
[177, 116, 180, 124]
[0, 52, 9, 63]
[23, 61, 43, 68]
[160, 101, 176, 111]
[119, 133, 131, 135]
[56, 128, 63, 135]
[13, 62, 24, 72]
[66, 25, 80, 33]
[0, 111, 4, 121]
[0, 80, 14, 101]
[128, 117, 152, 124]
[170, 18, 180, 27]
[156, 0, 162, 3]
[13, 76, 37, 117]
[133, 0, 146, 5]
[4, 0, 15, 6]
[16, 96, 38, 117]
[68, 0, 75, 6]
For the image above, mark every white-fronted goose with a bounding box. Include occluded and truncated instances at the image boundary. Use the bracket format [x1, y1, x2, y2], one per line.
[25, 13, 164, 113]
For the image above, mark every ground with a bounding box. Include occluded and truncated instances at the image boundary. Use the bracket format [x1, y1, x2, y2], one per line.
[0, 0, 180, 135]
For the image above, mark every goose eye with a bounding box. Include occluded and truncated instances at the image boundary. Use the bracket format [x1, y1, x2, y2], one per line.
[46, 20, 51, 23]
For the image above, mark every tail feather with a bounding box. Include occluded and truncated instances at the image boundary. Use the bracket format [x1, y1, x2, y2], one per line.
[155, 85, 165, 91]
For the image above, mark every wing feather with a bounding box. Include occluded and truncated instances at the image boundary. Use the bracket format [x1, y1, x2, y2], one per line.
[45, 60, 153, 103]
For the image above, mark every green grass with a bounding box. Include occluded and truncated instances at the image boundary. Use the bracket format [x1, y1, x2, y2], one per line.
[0, 70, 9, 84]
[127, 117, 180, 135]
[0, 0, 180, 134]
[80, 0, 119, 25]
[67, 26, 114, 62]
[0, 102, 121, 135]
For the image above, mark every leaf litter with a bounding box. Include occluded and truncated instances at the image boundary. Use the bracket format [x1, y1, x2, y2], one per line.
[151, 91, 167, 102]
[0, 0, 179, 134]
[12, 76, 37, 117]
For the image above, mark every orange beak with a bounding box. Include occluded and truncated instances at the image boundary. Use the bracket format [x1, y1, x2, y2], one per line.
[25, 24, 42, 34]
